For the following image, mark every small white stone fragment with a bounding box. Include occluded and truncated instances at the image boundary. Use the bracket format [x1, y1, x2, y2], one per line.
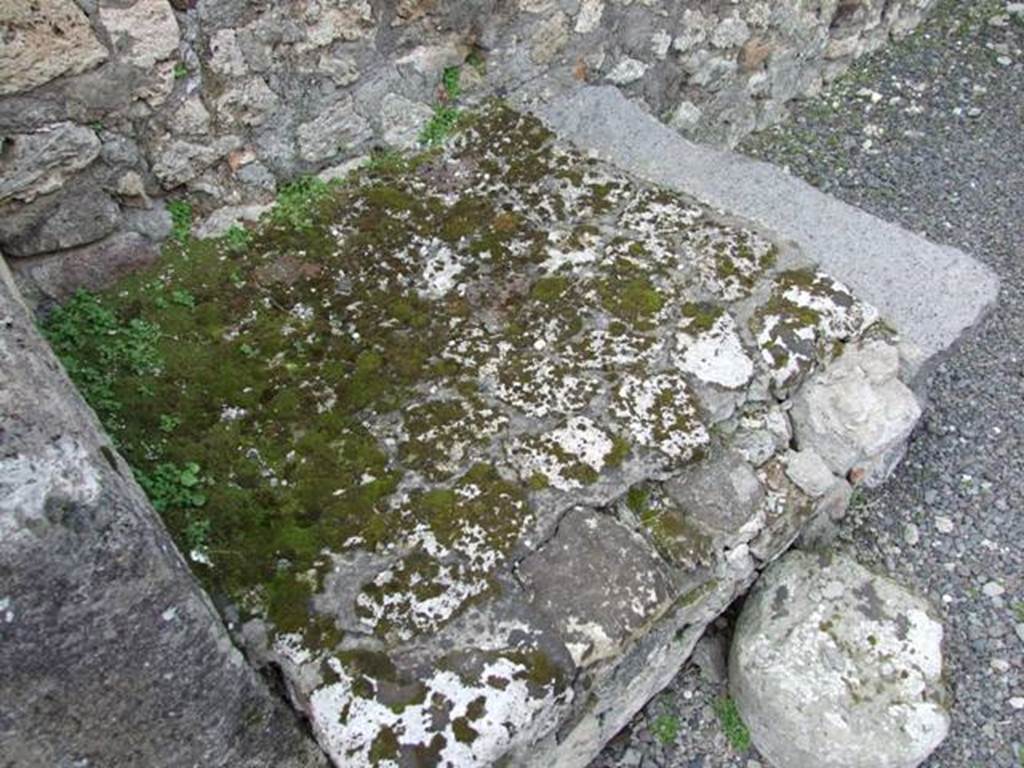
[651, 30, 672, 59]
[574, 0, 604, 34]
[935, 516, 954, 534]
[669, 100, 703, 131]
[981, 581, 1005, 598]
[903, 523, 920, 546]
[606, 57, 648, 85]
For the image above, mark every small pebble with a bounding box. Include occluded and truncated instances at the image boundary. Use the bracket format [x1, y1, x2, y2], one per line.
[935, 516, 954, 533]
[991, 658, 1011, 673]
[982, 581, 1006, 597]
[903, 523, 920, 545]
[1010, 698, 1024, 710]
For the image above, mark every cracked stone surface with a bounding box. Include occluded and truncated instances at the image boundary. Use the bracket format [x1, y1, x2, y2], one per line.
[38, 104, 920, 767]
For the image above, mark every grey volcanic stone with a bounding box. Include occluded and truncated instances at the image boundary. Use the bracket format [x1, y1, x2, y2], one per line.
[0, 0, 108, 96]
[730, 549, 950, 768]
[0, 122, 101, 204]
[0, 183, 121, 257]
[0, 259, 326, 767]
[518, 507, 675, 669]
[151, 135, 243, 188]
[9, 232, 162, 305]
[664, 449, 764, 550]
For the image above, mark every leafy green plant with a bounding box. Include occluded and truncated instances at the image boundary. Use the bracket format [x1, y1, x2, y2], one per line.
[626, 486, 650, 516]
[441, 66, 461, 101]
[270, 175, 336, 231]
[172, 62, 188, 79]
[41, 291, 161, 418]
[651, 713, 680, 746]
[167, 200, 193, 243]
[223, 224, 252, 251]
[420, 105, 460, 146]
[184, 516, 212, 553]
[366, 150, 407, 174]
[171, 288, 196, 308]
[136, 461, 207, 513]
[420, 67, 463, 146]
[714, 696, 751, 752]
[159, 414, 181, 434]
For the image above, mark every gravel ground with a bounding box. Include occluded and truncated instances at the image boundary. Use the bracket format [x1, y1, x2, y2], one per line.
[593, 1, 1024, 766]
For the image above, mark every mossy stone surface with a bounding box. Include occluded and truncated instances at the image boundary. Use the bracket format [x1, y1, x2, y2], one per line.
[43, 102, 882, 767]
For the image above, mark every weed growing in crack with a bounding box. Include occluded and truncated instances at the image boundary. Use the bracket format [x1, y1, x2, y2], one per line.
[420, 66, 463, 146]
[223, 224, 252, 251]
[41, 291, 161, 419]
[714, 696, 751, 752]
[168, 199, 193, 243]
[270, 175, 338, 231]
[651, 713, 680, 746]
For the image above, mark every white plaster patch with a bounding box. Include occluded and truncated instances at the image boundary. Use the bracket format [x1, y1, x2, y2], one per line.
[682, 224, 776, 301]
[575, 327, 660, 369]
[418, 243, 465, 299]
[675, 310, 754, 388]
[564, 616, 615, 666]
[611, 373, 709, 462]
[618, 191, 702, 236]
[309, 654, 564, 767]
[510, 417, 614, 491]
[493, 356, 600, 418]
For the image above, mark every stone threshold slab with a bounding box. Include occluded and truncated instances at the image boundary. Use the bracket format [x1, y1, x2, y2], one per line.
[530, 85, 999, 370]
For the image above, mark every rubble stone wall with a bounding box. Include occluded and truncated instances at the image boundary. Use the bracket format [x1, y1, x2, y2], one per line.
[1, 0, 934, 305]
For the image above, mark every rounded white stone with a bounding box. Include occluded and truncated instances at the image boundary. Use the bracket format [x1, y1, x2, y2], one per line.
[730, 550, 950, 768]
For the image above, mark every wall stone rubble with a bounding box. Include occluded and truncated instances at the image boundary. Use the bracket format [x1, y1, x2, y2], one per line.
[0, 0, 935, 304]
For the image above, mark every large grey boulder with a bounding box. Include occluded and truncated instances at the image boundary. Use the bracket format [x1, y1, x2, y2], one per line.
[0, 259, 325, 767]
[730, 550, 950, 768]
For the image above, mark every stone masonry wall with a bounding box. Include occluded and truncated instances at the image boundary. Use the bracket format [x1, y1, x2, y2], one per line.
[1, 0, 934, 307]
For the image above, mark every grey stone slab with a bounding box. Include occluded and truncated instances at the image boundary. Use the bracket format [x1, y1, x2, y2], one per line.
[532, 85, 999, 366]
[0, 258, 325, 768]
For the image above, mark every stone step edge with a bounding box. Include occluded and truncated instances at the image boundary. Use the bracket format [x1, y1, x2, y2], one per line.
[523, 85, 999, 376]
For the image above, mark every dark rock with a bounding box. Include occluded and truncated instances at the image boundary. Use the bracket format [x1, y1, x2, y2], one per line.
[10, 232, 161, 305]
[0, 183, 121, 257]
